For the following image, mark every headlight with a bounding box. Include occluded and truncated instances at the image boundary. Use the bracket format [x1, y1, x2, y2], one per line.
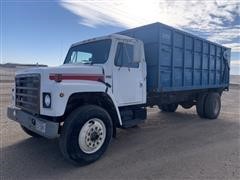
[43, 93, 51, 108]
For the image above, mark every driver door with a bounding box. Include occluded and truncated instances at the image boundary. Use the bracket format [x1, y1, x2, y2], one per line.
[112, 41, 144, 106]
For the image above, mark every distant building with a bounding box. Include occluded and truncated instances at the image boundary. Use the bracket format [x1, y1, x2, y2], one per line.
[0, 63, 47, 69]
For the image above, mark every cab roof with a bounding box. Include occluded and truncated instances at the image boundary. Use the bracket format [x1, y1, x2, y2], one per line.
[71, 34, 136, 47]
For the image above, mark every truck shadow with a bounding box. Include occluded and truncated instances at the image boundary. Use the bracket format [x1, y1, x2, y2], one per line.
[1, 138, 77, 179]
[155, 109, 202, 124]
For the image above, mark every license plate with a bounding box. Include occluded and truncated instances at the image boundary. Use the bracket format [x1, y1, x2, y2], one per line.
[35, 120, 46, 133]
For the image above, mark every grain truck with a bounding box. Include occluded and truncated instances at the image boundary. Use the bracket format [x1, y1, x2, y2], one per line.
[7, 22, 231, 165]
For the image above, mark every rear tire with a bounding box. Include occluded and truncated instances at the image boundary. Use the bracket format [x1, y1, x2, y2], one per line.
[21, 125, 42, 138]
[59, 105, 113, 166]
[181, 101, 194, 109]
[196, 94, 207, 118]
[204, 93, 221, 119]
[159, 104, 178, 112]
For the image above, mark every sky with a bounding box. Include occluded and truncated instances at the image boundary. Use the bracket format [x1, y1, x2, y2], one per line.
[1, 0, 240, 74]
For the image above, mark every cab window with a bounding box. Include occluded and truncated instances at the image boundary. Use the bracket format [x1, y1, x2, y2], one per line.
[114, 43, 139, 68]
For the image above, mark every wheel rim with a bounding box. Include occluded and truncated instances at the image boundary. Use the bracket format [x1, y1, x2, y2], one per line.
[78, 118, 106, 154]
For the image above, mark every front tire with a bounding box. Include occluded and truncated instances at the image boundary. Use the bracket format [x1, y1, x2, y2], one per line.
[59, 105, 113, 166]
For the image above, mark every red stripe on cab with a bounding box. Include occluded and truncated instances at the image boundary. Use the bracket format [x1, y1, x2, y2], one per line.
[49, 74, 104, 82]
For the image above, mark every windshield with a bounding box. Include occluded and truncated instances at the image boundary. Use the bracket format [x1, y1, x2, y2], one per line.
[64, 39, 111, 64]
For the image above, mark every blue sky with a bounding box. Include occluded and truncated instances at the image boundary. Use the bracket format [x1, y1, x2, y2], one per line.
[1, 0, 240, 74]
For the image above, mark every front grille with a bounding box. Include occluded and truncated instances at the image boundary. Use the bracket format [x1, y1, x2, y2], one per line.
[15, 74, 40, 114]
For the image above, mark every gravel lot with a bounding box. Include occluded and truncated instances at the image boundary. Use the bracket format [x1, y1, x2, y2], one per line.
[1, 87, 240, 180]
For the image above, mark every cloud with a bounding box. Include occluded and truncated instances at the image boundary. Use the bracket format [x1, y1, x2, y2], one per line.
[231, 60, 240, 65]
[230, 60, 240, 75]
[223, 42, 240, 52]
[60, 0, 240, 51]
[208, 26, 240, 41]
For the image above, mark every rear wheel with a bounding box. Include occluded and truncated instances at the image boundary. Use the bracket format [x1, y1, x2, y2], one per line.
[181, 101, 194, 109]
[20, 125, 42, 138]
[196, 94, 207, 118]
[159, 104, 178, 112]
[59, 105, 113, 166]
[204, 93, 221, 119]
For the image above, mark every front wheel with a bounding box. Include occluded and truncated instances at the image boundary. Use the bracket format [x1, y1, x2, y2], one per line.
[59, 105, 113, 166]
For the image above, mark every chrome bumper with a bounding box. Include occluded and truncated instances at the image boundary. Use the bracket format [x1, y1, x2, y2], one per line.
[7, 106, 59, 139]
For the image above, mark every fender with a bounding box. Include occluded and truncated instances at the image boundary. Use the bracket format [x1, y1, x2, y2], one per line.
[41, 80, 122, 126]
[105, 90, 122, 126]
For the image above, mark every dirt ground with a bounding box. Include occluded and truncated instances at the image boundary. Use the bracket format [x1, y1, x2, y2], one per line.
[0, 87, 240, 180]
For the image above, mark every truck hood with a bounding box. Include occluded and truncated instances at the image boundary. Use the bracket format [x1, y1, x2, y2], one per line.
[16, 64, 104, 78]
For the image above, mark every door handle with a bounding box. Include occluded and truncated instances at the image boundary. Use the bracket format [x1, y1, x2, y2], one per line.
[139, 82, 143, 87]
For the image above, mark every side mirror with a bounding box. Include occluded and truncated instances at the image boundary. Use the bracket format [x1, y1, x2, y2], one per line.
[133, 44, 142, 63]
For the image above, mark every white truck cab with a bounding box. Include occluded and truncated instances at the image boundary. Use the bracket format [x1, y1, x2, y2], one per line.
[7, 34, 147, 165]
